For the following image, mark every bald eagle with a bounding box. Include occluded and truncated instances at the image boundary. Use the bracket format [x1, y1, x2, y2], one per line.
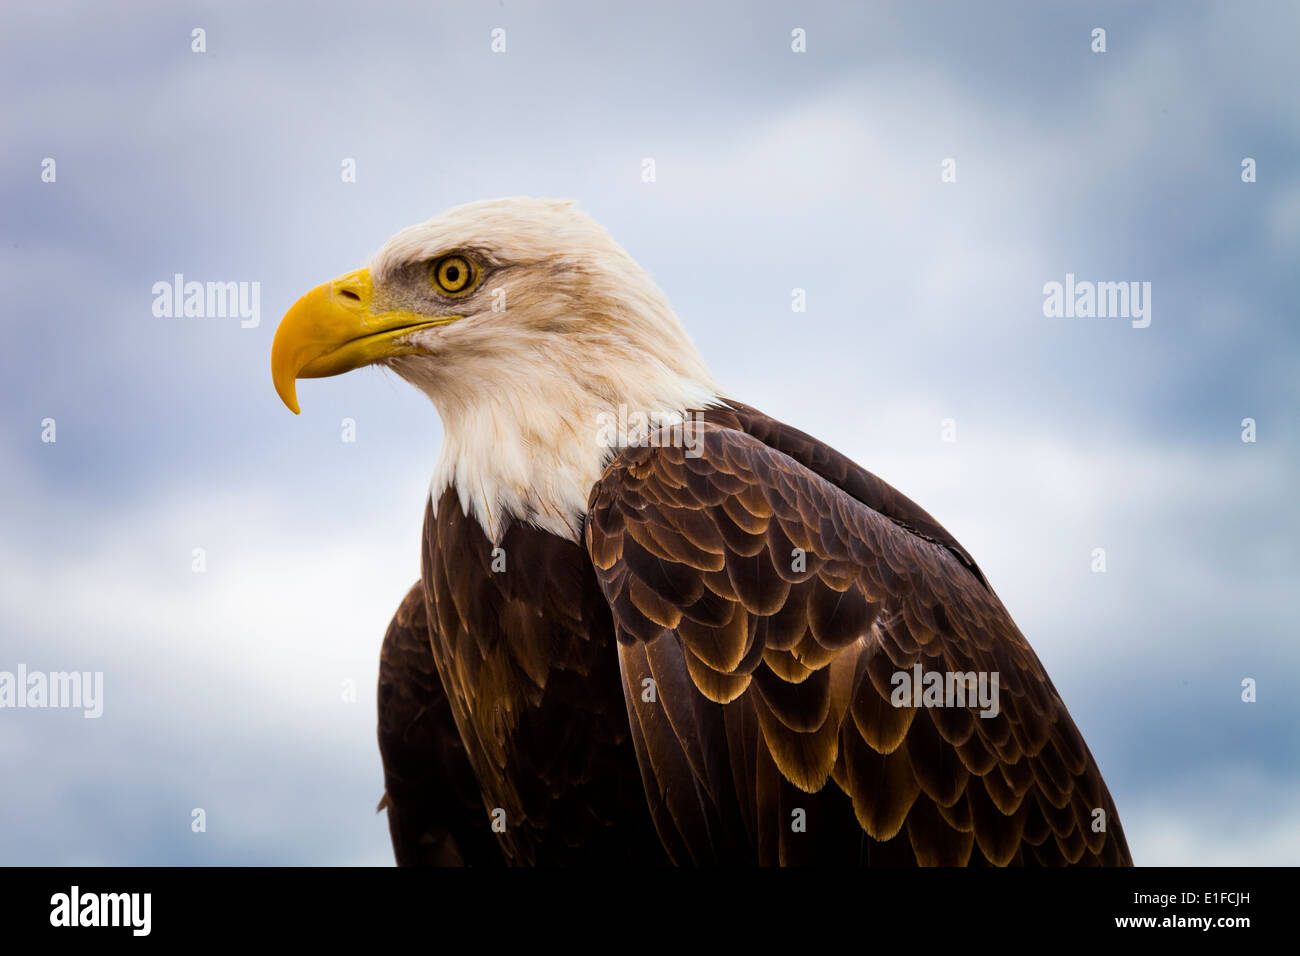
[271, 198, 1131, 866]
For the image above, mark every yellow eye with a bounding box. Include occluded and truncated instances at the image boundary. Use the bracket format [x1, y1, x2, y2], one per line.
[433, 254, 475, 295]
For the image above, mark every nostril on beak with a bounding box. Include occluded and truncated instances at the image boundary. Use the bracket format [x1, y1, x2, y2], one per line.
[337, 288, 362, 303]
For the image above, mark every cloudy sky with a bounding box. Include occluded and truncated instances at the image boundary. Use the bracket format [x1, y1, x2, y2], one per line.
[1, 0, 1296, 865]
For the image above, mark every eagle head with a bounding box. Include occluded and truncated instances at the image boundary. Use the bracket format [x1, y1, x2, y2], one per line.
[271, 197, 721, 540]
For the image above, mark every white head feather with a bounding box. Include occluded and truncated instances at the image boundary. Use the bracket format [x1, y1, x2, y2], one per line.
[372, 198, 723, 543]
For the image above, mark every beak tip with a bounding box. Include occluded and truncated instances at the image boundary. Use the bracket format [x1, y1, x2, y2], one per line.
[274, 376, 302, 415]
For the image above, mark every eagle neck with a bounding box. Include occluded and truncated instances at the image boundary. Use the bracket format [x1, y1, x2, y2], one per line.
[427, 372, 721, 545]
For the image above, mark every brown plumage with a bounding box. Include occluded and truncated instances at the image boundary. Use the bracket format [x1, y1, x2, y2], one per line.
[377, 401, 1132, 866]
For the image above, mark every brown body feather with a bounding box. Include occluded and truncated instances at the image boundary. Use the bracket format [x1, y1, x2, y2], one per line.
[377, 402, 1132, 865]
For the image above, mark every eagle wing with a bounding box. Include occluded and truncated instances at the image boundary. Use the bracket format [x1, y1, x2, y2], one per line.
[584, 420, 1132, 865]
[376, 582, 502, 866]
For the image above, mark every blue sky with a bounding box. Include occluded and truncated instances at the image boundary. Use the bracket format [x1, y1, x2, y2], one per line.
[1, 0, 1297, 864]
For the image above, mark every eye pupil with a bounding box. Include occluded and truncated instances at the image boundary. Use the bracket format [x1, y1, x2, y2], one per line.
[446, 266, 460, 282]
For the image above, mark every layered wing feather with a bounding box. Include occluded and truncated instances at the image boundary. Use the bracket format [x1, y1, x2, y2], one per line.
[585, 415, 1131, 866]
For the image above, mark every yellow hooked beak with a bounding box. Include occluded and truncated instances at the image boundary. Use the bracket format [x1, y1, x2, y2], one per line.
[271, 268, 458, 413]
